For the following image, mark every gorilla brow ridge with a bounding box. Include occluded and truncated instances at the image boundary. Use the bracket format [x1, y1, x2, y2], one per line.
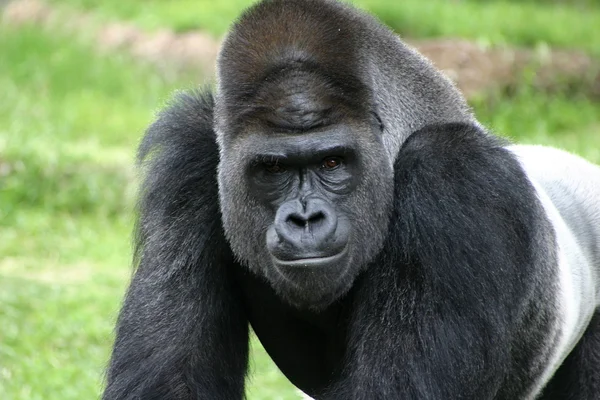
[231, 60, 371, 134]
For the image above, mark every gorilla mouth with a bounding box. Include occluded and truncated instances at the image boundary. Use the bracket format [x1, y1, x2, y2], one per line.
[272, 246, 348, 269]
[270, 245, 353, 309]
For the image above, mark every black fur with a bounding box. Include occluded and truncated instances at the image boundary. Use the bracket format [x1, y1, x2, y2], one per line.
[103, 91, 248, 399]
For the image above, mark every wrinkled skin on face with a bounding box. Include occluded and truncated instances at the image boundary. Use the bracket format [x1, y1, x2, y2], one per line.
[218, 115, 394, 309]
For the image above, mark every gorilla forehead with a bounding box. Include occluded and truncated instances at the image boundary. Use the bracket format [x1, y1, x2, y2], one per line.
[223, 67, 372, 137]
[251, 73, 348, 131]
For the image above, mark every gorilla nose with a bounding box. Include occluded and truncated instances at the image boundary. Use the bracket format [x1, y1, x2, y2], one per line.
[287, 210, 325, 230]
[274, 198, 338, 248]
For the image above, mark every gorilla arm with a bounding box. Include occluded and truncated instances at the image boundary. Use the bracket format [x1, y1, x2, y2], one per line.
[103, 91, 248, 400]
[327, 123, 561, 399]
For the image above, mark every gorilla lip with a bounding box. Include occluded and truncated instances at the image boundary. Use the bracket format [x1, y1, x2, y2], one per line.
[272, 246, 348, 268]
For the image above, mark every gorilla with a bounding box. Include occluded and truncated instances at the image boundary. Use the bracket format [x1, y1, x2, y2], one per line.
[103, 0, 600, 399]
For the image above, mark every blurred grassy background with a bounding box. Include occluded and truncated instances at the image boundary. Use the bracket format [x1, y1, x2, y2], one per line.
[0, 0, 598, 399]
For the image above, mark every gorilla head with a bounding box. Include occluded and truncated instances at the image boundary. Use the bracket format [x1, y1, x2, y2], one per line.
[214, 0, 472, 309]
[215, 50, 394, 309]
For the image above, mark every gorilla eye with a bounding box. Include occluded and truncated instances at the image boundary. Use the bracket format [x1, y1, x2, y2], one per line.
[263, 162, 286, 174]
[322, 157, 343, 170]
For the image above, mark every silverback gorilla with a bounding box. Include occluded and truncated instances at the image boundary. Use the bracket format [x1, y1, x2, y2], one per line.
[103, 0, 600, 399]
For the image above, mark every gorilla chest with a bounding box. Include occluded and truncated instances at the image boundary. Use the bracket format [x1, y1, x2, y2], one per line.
[238, 272, 349, 395]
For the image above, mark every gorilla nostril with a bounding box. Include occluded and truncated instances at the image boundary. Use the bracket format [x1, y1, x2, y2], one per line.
[308, 212, 325, 224]
[287, 214, 306, 228]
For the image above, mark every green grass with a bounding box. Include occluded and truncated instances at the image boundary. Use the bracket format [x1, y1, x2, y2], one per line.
[472, 89, 600, 163]
[1, 2, 599, 399]
[364, 0, 600, 55]
[47, 0, 257, 37]
[48, 0, 600, 55]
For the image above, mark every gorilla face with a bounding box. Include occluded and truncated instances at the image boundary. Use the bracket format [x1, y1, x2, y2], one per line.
[218, 111, 394, 309]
